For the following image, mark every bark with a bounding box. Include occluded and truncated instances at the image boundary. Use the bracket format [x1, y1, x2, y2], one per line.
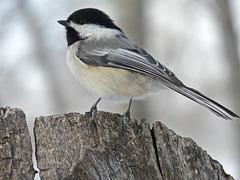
[153, 122, 233, 180]
[0, 107, 35, 180]
[34, 111, 234, 180]
[0, 106, 234, 179]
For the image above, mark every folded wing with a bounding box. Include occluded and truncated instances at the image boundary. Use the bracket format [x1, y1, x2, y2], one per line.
[78, 45, 239, 120]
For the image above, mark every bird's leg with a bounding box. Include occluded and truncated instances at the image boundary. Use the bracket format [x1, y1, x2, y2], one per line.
[123, 98, 133, 122]
[90, 97, 102, 120]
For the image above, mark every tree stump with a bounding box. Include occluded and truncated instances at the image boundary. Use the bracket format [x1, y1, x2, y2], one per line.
[0, 107, 35, 180]
[34, 111, 234, 180]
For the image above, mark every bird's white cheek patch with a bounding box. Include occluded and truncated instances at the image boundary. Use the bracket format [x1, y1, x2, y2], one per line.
[70, 22, 120, 40]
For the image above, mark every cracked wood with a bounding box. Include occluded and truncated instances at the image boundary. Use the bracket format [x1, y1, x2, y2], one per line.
[34, 111, 234, 180]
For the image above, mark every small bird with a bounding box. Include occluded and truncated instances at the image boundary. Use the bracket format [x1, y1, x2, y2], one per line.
[58, 8, 239, 120]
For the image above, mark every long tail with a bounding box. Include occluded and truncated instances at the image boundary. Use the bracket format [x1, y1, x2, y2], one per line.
[164, 83, 239, 120]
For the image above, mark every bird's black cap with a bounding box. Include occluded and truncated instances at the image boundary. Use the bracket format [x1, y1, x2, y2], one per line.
[66, 8, 122, 32]
[58, 8, 122, 46]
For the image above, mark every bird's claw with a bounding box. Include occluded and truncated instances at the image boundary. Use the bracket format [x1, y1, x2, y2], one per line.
[123, 111, 130, 123]
[90, 98, 102, 121]
[91, 106, 98, 121]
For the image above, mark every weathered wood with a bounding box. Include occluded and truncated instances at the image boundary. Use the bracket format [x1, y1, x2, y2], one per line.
[152, 122, 234, 180]
[0, 107, 35, 180]
[34, 111, 161, 179]
[34, 111, 234, 180]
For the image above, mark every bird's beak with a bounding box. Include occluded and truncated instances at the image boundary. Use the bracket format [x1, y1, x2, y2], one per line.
[57, 20, 71, 27]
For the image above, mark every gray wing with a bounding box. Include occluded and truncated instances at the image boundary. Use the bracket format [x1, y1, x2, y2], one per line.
[78, 45, 184, 86]
[76, 40, 239, 120]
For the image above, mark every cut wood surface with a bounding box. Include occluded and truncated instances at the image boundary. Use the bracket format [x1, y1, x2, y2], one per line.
[0, 107, 35, 180]
[34, 111, 234, 180]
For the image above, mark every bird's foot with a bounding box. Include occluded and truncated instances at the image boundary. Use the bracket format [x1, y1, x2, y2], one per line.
[123, 111, 130, 123]
[123, 98, 133, 123]
[90, 98, 102, 121]
[90, 106, 97, 121]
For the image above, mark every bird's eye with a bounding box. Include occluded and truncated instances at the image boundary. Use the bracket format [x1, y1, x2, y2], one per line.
[79, 19, 85, 24]
[75, 31, 80, 36]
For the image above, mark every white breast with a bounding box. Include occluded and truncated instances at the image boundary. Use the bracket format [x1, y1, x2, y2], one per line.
[66, 43, 161, 102]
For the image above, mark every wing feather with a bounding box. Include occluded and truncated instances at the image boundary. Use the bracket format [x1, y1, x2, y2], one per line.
[80, 47, 184, 86]
[76, 38, 239, 120]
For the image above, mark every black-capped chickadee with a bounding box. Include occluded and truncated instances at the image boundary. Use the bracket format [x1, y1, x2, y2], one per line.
[58, 8, 239, 120]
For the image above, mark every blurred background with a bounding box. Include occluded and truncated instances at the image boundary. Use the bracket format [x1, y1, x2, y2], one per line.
[0, 0, 240, 179]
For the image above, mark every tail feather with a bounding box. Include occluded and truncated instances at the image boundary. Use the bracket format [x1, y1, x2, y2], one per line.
[163, 82, 239, 120]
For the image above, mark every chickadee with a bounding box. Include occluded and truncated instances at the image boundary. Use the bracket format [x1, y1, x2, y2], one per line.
[58, 8, 239, 120]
